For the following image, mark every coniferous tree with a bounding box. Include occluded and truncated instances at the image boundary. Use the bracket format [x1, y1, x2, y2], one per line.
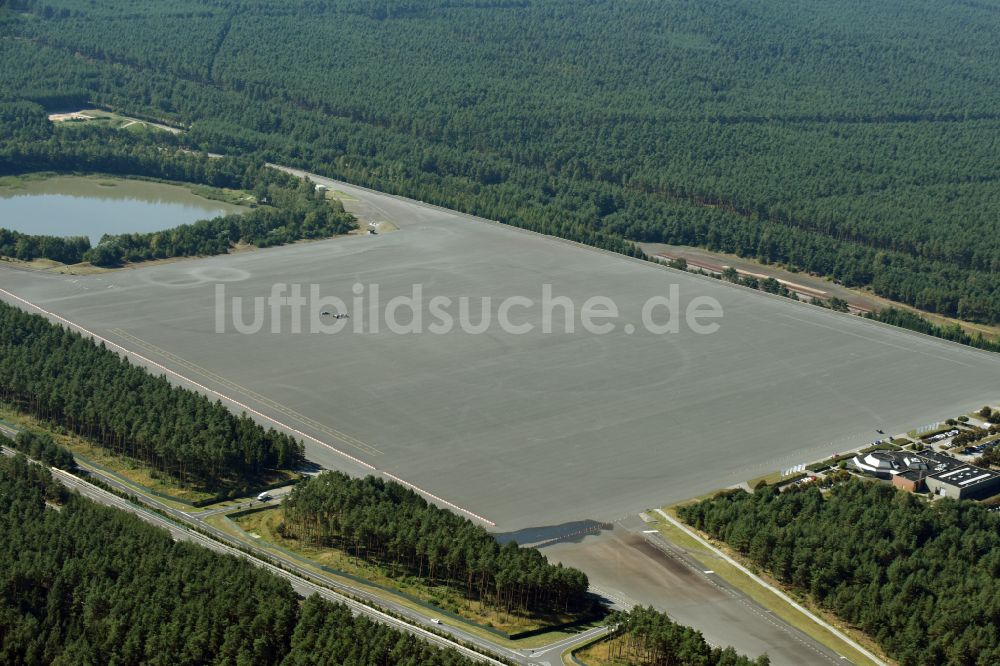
[0, 301, 304, 487]
[679, 480, 1000, 665]
[281, 471, 592, 616]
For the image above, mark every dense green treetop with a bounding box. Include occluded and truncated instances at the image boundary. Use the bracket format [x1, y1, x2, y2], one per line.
[679, 480, 1000, 665]
[282, 471, 592, 616]
[605, 606, 768, 666]
[0, 453, 477, 666]
[0, 300, 304, 487]
[0, 126, 355, 265]
[3, 430, 76, 469]
[3, 1, 999, 319]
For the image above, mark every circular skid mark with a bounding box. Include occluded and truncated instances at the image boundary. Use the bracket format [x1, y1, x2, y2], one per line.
[140, 274, 204, 287]
[139, 266, 251, 288]
[191, 266, 252, 282]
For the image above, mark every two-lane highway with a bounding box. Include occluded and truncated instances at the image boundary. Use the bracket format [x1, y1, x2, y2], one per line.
[0, 437, 603, 665]
[0, 443, 516, 664]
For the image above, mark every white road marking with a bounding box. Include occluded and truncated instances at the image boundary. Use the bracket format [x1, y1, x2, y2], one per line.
[656, 509, 886, 666]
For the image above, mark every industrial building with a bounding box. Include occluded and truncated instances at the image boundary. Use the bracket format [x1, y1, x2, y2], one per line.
[926, 465, 1000, 500]
[892, 470, 926, 493]
[852, 449, 1000, 500]
[851, 451, 928, 479]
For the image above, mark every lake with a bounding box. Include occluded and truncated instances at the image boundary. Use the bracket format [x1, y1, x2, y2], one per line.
[0, 176, 248, 244]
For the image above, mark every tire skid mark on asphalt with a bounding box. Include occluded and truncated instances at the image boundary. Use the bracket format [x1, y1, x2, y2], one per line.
[632, 523, 842, 666]
[0, 287, 495, 527]
[108, 328, 383, 456]
[587, 585, 632, 610]
[773, 310, 985, 368]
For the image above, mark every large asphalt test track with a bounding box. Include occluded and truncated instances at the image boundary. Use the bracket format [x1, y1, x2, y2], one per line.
[3, 170, 999, 664]
[4, 174, 997, 531]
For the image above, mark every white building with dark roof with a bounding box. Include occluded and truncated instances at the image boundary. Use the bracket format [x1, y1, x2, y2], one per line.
[851, 451, 928, 478]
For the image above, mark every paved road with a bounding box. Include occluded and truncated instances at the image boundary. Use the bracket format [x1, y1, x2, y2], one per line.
[545, 517, 850, 666]
[0, 432, 597, 666]
[0, 444, 528, 666]
[655, 510, 886, 666]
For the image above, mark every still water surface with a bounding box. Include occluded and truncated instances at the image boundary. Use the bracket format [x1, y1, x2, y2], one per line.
[0, 176, 246, 244]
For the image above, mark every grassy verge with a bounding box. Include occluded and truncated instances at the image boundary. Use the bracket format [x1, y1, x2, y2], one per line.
[0, 171, 250, 209]
[207, 511, 599, 649]
[857, 288, 1000, 343]
[654, 507, 887, 666]
[52, 108, 182, 135]
[0, 172, 61, 188]
[747, 470, 806, 489]
[0, 256, 66, 270]
[807, 453, 852, 472]
[572, 635, 631, 666]
[329, 189, 358, 201]
[746, 470, 784, 487]
[188, 183, 256, 207]
[0, 406, 198, 511]
[231, 507, 586, 636]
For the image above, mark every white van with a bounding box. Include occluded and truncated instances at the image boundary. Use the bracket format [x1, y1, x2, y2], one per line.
[257, 492, 272, 502]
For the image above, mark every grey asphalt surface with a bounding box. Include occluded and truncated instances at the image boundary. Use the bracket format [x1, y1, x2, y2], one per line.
[3, 171, 999, 534]
[4, 167, 999, 665]
[545, 518, 847, 666]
